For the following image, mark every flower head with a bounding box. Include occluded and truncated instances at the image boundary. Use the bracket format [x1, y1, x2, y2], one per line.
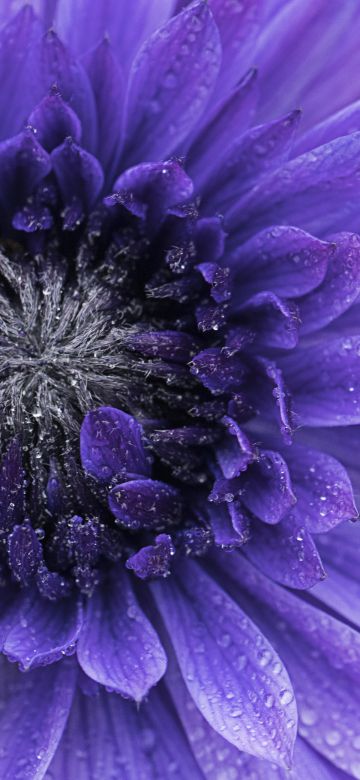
[0, 1, 360, 778]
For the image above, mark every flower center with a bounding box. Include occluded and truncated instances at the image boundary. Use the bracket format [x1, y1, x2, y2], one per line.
[0, 201, 227, 594]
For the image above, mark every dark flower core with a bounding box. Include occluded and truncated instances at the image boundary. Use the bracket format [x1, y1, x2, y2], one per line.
[0, 188, 234, 595]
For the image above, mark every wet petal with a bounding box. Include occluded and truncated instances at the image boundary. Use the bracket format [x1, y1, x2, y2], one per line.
[108, 479, 182, 531]
[245, 512, 325, 589]
[77, 569, 167, 700]
[299, 232, 360, 335]
[280, 336, 360, 426]
[80, 406, 151, 481]
[3, 589, 82, 670]
[229, 226, 331, 299]
[0, 654, 76, 779]
[125, 2, 221, 165]
[151, 560, 297, 767]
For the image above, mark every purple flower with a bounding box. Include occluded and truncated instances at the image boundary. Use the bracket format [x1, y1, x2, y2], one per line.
[0, 0, 360, 777]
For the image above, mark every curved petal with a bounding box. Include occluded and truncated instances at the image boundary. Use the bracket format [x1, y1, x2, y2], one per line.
[82, 39, 124, 183]
[47, 684, 202, 780]
[228, 132, 360, 240]
[124, 2, 221, 165]
[280, 336, 360, 426]
[0, 7, 42, 140]
[77, 569, 167, 700]
[80, 405, 151, 482]
[229, 226, 331, 299]
[3, 589, 83, 670]
[217, 552, 360, 777]
[54, 0, 176, 73]
[299, 232, 360, 335]
[0, 655, 76, 779]
[151, 559, 297, 767]
[245, 512, 325, 589]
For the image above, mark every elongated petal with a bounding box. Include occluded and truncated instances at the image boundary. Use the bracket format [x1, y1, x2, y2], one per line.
[82, 39, 124, 182]
[151, 560, 297, 767]
[28, 93, 82, 151]
[0, 7, 41, 140]
[36, 30, 97, 152]
[204, 111, 301, 213]
[47, 684, 202, 779]
[219, 553, 360, 777]
[187, 68, 258, 190]
[228, 132, 360, 239]
[77, 569, 167, 700]
[241, 450, 296, 525]
[51, 139, 104, 214]
[125, 2, 221, 165]
[55, 0, 176, 72]
[229, 226, 331, 299]
[0, 131, 51, 226]
[3, 589, 82, 670]
[208, 0, 263, 102]
[280, 336, 360, 426]
[0, 655, 76, 779]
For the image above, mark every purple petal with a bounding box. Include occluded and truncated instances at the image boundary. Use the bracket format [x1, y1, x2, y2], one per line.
[195, 216, 226, 263]
[0, 131, 51, 226]
[54, 0, 176, 73]
[124, 2, 221, 165]
[209, 503, 250, 548]
[187, 68, 258, 190]
[295, 100, 360, 155]
[315, 521, 360, 629]
[0, 654, 76, 778]
[0, 7, 42, 140]
[48, 683, 202, 779]
[3, 589, 82, 670]
[216, 416, 254, 480]
[284, 444, 357, 532]
[77, 569, 166, 700]
[80, 406, 151, 481]
[51, 138, 104, 219]
[253, 357, 295, 442]
[280, 336, 360, 426]
[123, 329, 197, 363]
[241, 450, 296, 525]
[255, 1, 360, 129]
[196, 263, 231, 304]
[204, 111, 301, 214]
[190, 348, 247, 394]
[219, 553, 360, 777]
[27, 92, 82, 151]
[299, 232, 360, 335]
[245, 512, 325, 589]
[126, 534, 175, 580]
[235, 291, 300, 350]
[82, 39, 124, 183]
[108, 479, 181, 531]
[36, 30, 97, 152]
[109, 160, 193, 222]
[165, 646, 253, 778]
[151, 560, 297, 767]
[229, 226, 331, 299]
[236, 737, 351, 780]
[208, 0, 262, 102]
[228, 132, 360, 239]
